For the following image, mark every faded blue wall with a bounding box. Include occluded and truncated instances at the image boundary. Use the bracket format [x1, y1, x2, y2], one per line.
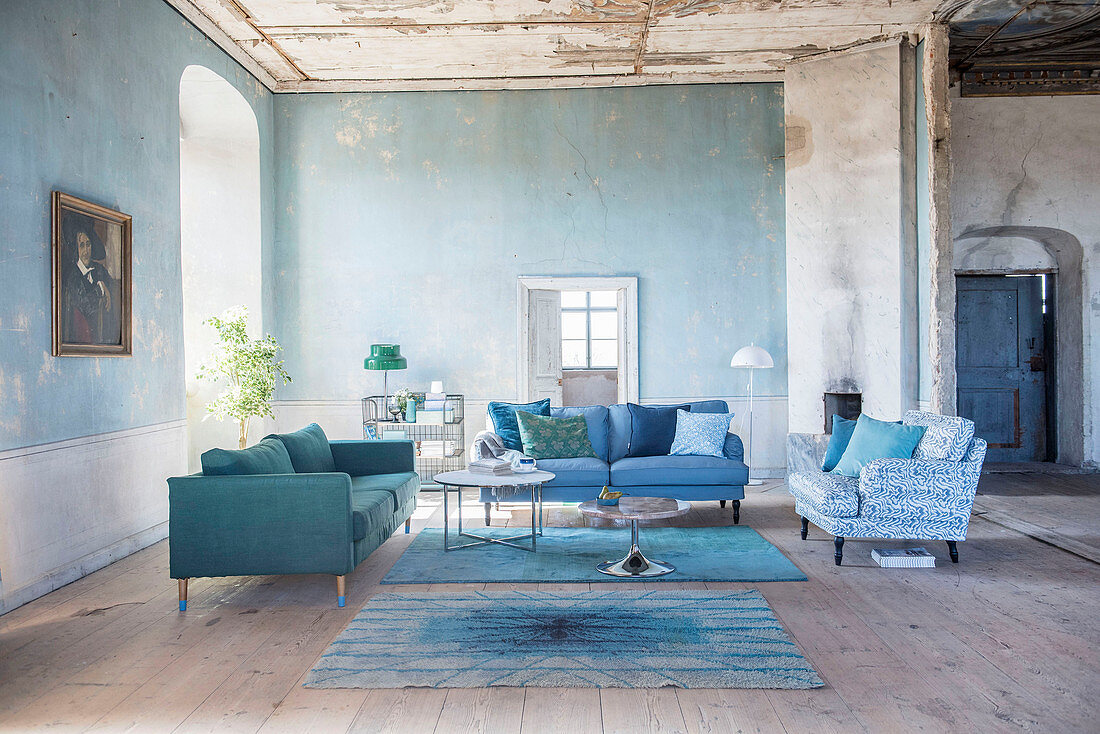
[0, 0, 274, 451]
[274, 84, 786, 403]
[916, 40, 932, 405]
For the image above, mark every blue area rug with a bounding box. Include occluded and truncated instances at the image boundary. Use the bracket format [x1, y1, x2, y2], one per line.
[381, 526, 806, 584]
[306, 589, 823, 689]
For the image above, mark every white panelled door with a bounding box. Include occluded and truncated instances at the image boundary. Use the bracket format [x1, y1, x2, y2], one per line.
[528, 289, 563, 404]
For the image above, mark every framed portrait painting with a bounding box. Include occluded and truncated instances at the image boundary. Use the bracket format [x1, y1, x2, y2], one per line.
[51, 191, 132, 356]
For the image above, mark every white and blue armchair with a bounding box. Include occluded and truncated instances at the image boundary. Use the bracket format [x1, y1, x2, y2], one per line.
[788, 411, 987, 565]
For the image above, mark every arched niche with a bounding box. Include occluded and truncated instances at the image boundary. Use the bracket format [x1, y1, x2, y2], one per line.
[954, 226, 1084, 465]
[179, 65, 262, 470]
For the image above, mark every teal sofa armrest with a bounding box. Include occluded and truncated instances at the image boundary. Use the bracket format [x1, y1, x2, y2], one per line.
[168, 472, 354, 579]
[330, 439, 415, 476]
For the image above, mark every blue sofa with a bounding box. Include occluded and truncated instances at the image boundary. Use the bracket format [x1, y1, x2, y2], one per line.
[479, 401, 748, 523]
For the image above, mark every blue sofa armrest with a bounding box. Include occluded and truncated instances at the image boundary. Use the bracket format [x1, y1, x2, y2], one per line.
[723, 432, 745, 462]
[168, 472, 355, 578]
[857, 439, 986, 520]
[330, 439, 415, 476]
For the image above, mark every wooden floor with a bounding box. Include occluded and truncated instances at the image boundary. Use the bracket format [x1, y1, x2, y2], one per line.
[1, 477, 1098, 734]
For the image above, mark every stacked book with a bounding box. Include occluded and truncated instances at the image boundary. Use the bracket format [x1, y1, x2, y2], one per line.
[871, 547, 936, 568]
[418, 441, 457, 458]
[468, 458, 511, 475]
[416, 392, 455, 423]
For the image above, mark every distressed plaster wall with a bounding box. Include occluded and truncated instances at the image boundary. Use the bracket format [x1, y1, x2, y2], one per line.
[951, 92, 1100, 466]
[0, 0, 274, 613]
[785, 42, 920, 435]
[273, 84, 789, 467]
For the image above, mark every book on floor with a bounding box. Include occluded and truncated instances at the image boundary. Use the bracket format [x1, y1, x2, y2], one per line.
[871, 547, 936, 568]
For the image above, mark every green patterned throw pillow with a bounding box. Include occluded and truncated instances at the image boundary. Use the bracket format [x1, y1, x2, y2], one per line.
[515, 412, 597, 460]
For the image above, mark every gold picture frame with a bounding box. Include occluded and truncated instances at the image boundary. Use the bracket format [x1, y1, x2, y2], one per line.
[51, 191, 132, 356]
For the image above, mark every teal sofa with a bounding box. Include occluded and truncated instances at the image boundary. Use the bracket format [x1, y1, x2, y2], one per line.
[168, 424, 417, 609]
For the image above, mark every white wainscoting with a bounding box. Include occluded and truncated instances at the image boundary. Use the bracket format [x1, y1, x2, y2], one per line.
[0, 420, 186, 615]
[273, 395, 789, 478]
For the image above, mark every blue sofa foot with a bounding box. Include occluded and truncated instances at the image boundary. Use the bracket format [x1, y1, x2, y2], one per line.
[719, 500, 726, 508]
[947, 540, 959, 563]
[179, 600, 187, 611]
[733, 500, 740, 525]
[178, 579, 188, 612]
[801, 516, 808, 540]
[336, 575, 346, 608]
[337, 596, 346, 608]
[405, 518, 411, 534]
[834, 536, 844, 566]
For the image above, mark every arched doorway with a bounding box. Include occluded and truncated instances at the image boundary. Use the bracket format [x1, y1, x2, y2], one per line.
[954, 226, 1084, 465]
[179, 65, 262, 470]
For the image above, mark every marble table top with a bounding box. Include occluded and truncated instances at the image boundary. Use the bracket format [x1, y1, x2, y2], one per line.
[433, 469, 555, 487]
[577, 497, 691, 521]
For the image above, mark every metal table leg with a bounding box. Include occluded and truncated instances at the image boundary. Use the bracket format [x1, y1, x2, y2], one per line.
[443, 482, 541, 552]
[596, 519, 676, 577]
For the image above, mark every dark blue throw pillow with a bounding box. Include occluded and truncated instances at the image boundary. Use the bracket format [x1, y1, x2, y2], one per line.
[488, 399, 551, 451]
[626, 403, 690, 458]
[821, 414, 857, 472]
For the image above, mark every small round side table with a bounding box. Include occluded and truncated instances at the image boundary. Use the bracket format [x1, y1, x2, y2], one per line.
[577, 497, 690, 577]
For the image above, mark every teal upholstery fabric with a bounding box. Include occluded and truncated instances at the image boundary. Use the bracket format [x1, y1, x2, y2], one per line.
[266, 423, 336, 473]
[611, 455, 749, 486]
[532, 457, 611, 487]
[350, 489, 394, 541]
[516, 412, 598, 459]
[488, 399, 551, 451]
[200, 438, 295, 476]
[351, 472, 419, 514]
[549, 406, 610, 461]
[832, 415, 927, 478]
[331, 440, 415, 476]
[821, 415, 857, 472]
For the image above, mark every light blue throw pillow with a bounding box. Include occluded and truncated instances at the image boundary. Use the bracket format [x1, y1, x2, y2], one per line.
[670, 411, 733, 458]
[832, 414, 927, 477]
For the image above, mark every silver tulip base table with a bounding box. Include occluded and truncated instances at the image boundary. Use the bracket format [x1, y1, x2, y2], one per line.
[433, 469, 555, 552]
[578, 497, 692, 577]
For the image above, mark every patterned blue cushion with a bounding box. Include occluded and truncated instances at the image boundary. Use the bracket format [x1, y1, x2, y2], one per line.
[903, 411, 975, 462]
[670, 411, 733, 458]
[488, 399, 551, 451]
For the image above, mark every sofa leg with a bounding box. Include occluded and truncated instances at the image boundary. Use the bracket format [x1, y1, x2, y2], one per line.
[801, 517, 808, 540]
[947, 540, 959, 563]
[405, 518, 411, 534]
[484, 503, 492, 526]
[178, 578, 188, 612]
[336, 575, 346, 608]
[719, 500, 726, 508]
[834, 536, 844, 566]
[732, 500, 740, 525]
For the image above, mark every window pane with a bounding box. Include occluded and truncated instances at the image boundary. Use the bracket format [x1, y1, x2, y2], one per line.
[560, 291, 587, 308]
[590, 311, 617, 339]
[562, 339, 587, 368]
[589, 290, 617, 308]
[590, 339, 618, 368]
[561, 312, 587, 340]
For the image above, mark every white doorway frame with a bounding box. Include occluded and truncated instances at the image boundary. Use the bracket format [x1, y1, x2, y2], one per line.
[517, 276, 639, 404]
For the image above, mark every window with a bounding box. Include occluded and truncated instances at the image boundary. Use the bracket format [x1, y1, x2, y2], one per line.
[561, 291, 618, 369]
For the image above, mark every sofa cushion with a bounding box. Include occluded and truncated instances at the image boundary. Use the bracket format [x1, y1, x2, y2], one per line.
[903, 410, 975, 462]
[350, 489, 394, 541]
[516, 412, 597, 459]
[200, 438, 295, 476]
[610, 455, 748, 487]
[833, 415, 926, 478]
[266, 423, 336, 473]
[788, 471, 860, 518]
[488, 399, 551, 451]
[532, 457, 610, 487]
[550, 405, 610, 461]
[670, 411, 733, 458]
[821, 415, 857, 472]
[351, 472, 419, 514]
[626, 403, 690, 458]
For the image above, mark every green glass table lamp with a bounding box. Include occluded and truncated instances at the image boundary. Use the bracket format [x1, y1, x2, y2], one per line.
[364, 344, 407, 421]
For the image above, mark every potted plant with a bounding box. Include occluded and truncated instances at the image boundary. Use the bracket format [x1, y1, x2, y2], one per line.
[197, 306, 291, 448]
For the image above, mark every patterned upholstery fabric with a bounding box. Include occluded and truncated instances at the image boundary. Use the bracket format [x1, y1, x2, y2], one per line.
[788, 430, 987, 542]
[670, 411, 734, 458]
[515, 412, 598, 460]
[903, 410, 975, 462]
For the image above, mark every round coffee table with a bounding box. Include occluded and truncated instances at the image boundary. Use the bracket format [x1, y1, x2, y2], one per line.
[433, 469, 555, 552]
[577, 497, 690, 577]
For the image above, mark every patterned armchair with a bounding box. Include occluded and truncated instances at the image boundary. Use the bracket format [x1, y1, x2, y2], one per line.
[788, 411, 987, 565]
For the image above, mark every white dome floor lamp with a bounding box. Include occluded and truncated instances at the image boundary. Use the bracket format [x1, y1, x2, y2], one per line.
[731, 344, 774, 486]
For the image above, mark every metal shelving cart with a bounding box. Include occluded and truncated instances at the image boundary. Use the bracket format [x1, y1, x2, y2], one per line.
[362, 394, 465, 486]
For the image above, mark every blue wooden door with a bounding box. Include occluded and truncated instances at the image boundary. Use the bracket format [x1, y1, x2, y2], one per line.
[956, 275, 1047, 462]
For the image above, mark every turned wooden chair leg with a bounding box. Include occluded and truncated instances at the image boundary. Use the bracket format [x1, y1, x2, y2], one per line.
[947, 540, 959, 563]
[732, 500, 740, 525]
[178, 578, 188, 611]
[336, 575, 346, 608]
[834, 536, 845, 566]
[405, 517, 411, 534]
[719, 500, 726, 508]
[801, 517, 809, 540]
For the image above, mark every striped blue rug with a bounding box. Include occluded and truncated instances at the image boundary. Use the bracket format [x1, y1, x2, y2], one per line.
[382, 526, 806, 584]
[306, 590, 823, 689]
